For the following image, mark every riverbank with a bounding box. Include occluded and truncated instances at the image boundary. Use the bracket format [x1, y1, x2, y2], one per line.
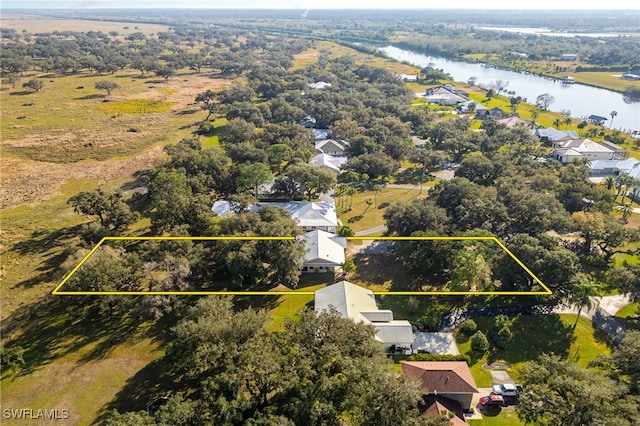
[390, 43, 639, 95]
[382, 45, 640, 132]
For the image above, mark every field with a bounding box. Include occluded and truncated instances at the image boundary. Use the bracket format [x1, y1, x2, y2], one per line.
[336, 186, 429, 232]
[1, 14, 168, 36]
[1, 71, 232, 209]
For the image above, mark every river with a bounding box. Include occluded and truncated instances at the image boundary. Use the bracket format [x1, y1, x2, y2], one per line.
[381, 46, 640, 133]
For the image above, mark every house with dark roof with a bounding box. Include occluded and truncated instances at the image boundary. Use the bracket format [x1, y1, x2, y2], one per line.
[588, 115, 608, 125]
[401, 361, 479, 412]
[475, 107, 506, 120]
[420, 395, 468, 426]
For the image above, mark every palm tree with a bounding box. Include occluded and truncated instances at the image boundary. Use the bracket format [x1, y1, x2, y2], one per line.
[609, 110, 618, 129]
[604, 176, 615, 191]
[577, 120, 588, 136]
[553, 118, 562, 129]
[614, 174, 632, 200]
[530, 109, 539, 121]
[563, 117, 572, 129]
[346, 187, 357, 209]
[372, 184, 382, 207]
[615, 202, 633, 223]
[567, 273, 602, 334]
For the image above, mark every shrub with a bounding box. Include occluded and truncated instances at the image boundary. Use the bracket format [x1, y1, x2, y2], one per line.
[198, 121, 215, 135]
[459, 319, 478, 335]
[470, 331, 489, 354]
[489, 315, 513, 350]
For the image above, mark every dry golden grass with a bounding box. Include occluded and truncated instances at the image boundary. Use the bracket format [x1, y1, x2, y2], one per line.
[0, 14, 168, 36]
[1, 72, 232, 209]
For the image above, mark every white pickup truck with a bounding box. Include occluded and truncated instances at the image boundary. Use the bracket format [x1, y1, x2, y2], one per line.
[491, 383, 522, 397]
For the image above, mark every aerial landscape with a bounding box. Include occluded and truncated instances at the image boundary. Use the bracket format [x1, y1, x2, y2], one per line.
[1, 3, 639, 425]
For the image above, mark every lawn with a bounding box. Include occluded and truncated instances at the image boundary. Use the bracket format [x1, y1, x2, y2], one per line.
[615, 302, 639, 331]
[456, 314, 610, 388]
[469, 409, 524, 426]
[336, 186, 427, 232]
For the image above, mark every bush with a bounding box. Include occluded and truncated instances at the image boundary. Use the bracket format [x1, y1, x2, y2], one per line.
[489, 315, 513, 350]
[459, 319, 478, 335]
[470, 331, 489, 354]
[198, 121, 215, 135]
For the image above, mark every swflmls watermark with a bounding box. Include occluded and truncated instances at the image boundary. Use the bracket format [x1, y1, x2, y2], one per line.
[3, 408, 70, 420]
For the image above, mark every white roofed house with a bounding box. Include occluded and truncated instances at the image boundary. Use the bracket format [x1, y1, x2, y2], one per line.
[314, 281, 414, 354]
[310, 153, 348, 174]
[315, 139, 348, 157]
[212, 200, 339, 233]
[552, 138, 627, 164]
[424, 86, 469, 106]
[302, 230, 347, 274]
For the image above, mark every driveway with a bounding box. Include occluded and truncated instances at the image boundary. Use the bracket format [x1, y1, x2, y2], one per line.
[413, 332, 460, 355]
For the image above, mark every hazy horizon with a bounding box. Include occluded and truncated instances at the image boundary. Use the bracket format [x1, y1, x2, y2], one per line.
[1, 0, 638, 10]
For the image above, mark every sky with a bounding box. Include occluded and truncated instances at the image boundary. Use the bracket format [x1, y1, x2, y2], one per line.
[1, 0, 638, 9]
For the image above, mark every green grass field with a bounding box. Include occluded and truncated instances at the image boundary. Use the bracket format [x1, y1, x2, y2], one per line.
[337, 186, 428, 232]
[456, 314, 610, 388]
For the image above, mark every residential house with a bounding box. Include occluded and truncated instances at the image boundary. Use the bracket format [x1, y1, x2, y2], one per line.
[457, 100, 487, 114]
[588, 158, 640, 176]
[307, 81, 332, 90]
[300, 115, 317, 128]
[315, 281, 414, 354]
[424, 85, 470, 106]
[621, 67, 640, 81]
[312, 128, 330, 140]
[212, 200, 339, 233]
[315, 139, 348, 157]
[552, 138, 627, 163]
[496, 116, 525, 128]
[420, 395, 469, 426]
[600, 141, 629, 160]
[310, 153, 348, 174]
[588, 114, 608, 125]
[626, 162, 640, 201]
[401, 361, 479, 412]
[302, 230, 346, 273]
[533, 127, 579, 144]
[474, 107, 506, 120]
[397, 73, 418, 82]
[561, 53, 578, 61]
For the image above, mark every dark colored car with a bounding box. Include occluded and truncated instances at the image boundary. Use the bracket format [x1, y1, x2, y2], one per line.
[480, 394, 505, 406]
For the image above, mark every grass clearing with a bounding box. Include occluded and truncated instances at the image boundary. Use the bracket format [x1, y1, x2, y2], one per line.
[456, 314, 610, 388]
[337, 186, 427, 232]
[615, 302, 639, 331]
[98, 99, 173, 114]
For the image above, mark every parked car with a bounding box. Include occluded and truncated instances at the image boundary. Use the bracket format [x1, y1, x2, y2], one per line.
[491, 383, 520, 397]
[480, 394, 505, 406]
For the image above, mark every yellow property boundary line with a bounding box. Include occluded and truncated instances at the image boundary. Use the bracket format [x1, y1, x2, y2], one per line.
[52, 235, 552, 296]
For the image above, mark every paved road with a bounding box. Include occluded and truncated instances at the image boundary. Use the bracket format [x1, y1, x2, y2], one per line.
[354, 225, 387, 236]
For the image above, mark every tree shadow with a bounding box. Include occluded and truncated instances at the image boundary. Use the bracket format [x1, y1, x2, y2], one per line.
[75, 93, 105, 100]
[176, 109, 198, 115]
[10, 225, 83, 289]
[489, 314, 573, 365]
[352, 253, 404, 286]
[10, 90, 34, 96]
[93, 357, 176, 424]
